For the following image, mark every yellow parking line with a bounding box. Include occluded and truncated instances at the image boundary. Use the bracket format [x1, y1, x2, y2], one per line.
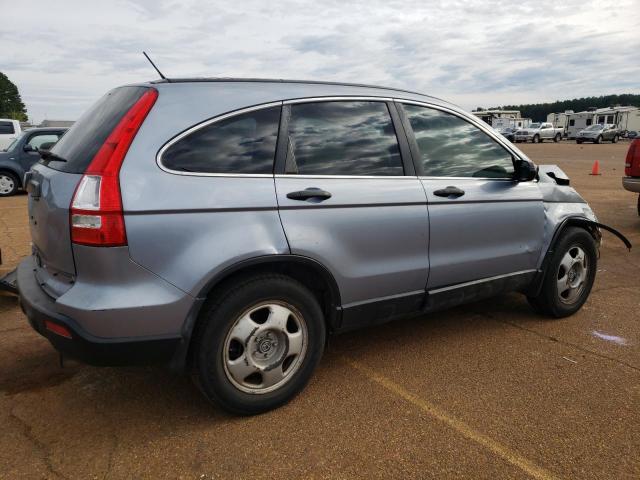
[346, 358, 559, 480]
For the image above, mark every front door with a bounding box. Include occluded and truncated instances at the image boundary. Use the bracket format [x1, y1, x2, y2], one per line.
[274, 100, 430, 325]
[397, 102, 545, 290]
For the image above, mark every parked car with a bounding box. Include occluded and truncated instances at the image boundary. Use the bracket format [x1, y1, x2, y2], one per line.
[576, 124, 619, 144]
[627, 131, 638, 139]
[0, 119, 21, 150]
[514, 122, 564, 143]
[495, 126, 516, 142]
[17, 79, 611, 415]
[0, 127, 67, 196]
[623, 138, 640, 215]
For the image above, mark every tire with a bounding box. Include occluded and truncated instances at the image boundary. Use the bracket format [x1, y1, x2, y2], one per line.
[576, 140, 582, 144]
[637, 194, 640, 216]
[554, 133, 561, 143]
[533, 134, 540, 144]
[595, 135, 602, 144]
[527, 227, 597, 318]
[0, 171, 19, 197]
[612, 135, 619, 144]
[194, 274, 326, 415]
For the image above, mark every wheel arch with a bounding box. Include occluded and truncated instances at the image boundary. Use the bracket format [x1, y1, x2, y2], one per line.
[529, 216, 602, 297]
[171, 255, 342, 372]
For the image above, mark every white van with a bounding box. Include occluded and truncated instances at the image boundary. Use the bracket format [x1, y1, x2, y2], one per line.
[0, 119, 21, 150]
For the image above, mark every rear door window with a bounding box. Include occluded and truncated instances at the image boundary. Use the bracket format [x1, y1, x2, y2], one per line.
[402, 104, 514, 178]
[161, 106, 281, 174]
[47, 87, 150, 173]
[285, 101, 404, 176]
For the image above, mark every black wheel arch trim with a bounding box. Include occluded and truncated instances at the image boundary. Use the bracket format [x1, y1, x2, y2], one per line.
[170, 254, 342, 372]
[529, 216, 631, 297]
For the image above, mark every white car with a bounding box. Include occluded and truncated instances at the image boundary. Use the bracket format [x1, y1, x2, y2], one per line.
[0, 119, 21, 150]
[514, 122, 564, 143]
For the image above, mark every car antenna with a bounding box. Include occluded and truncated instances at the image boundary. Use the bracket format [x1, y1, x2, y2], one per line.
[142, 51, 170, 82]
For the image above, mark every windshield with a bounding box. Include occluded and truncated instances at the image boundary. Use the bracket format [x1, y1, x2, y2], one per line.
[529, 123, 540, 129]
[2, 132, 24, 152]
[585, 124, 604, 131]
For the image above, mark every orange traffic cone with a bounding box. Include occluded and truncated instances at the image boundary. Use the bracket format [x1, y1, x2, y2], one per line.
[589, 160, 601, 175]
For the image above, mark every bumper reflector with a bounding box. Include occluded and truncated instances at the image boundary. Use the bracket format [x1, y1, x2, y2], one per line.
[44, 320, 72, 339]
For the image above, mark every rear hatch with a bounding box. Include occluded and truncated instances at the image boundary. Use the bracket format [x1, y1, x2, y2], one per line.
[27, 86, 151, 297]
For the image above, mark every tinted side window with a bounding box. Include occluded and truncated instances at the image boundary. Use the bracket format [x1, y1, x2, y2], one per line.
[162, 107, 280, 174]
[403, 105, 514, 178]
[286, 101, 403, 176]
[0, 121, 15, 134]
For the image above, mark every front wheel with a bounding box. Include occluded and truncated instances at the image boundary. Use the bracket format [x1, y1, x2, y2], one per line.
[194, 274, 326, 415]
[527, 227, 597, 318]
[0, 172, 19, 197]
[576, 140, 583, 144]
[595, 135, 602, 144]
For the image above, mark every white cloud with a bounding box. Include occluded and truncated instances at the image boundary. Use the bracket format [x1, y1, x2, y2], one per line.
[1, 0, 639, 122]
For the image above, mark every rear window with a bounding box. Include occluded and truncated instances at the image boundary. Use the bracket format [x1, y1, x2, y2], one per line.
[0, 121, 15, 134]
[47, 86, 149, 173]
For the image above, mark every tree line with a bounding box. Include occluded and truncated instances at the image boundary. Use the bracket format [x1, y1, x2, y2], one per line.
[0, 71, 28, 121]
[474, 94, 640, 121]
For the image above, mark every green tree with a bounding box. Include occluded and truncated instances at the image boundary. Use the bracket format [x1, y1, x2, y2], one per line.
[0, 72, 28, 122]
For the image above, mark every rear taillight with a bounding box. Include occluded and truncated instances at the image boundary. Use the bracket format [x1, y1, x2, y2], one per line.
[625, 139, 640, 177]
[70, 88, 158, 246]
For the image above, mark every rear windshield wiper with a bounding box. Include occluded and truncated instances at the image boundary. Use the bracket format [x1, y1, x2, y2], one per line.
[39, 150, 68, 163]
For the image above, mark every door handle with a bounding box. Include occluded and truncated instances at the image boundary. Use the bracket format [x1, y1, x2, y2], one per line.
[433, 186, 465, 198]
[287, 188, 332, 201]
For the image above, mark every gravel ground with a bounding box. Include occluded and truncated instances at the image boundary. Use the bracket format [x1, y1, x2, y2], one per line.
[0, 141, 638, 479]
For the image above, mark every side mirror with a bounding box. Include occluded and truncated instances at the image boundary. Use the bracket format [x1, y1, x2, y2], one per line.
[23, 144, 39, 153]
[38, 142, 55, 151]
[515, 160, 537, 182]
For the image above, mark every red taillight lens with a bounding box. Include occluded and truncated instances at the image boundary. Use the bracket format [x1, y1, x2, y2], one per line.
[625, 139, 640, 177]
[71, 88, 158, 246]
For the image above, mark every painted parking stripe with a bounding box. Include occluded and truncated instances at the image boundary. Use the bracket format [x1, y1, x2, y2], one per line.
[346, 358, 558, 480]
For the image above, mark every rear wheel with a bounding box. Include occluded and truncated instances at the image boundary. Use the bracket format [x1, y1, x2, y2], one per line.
[533, 134, 540, 144]
[527, 227, 597, 318]
[0, 172, 19, 197]
[194, 274, 326, 415]
[554, 133, 561, 142]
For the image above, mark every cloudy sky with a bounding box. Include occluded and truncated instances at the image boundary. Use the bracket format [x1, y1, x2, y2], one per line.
[2, 0, 639, 123]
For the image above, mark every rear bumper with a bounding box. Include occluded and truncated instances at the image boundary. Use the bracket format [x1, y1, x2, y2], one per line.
[622, 177, 640, 193]
[17, 256, 181, 366]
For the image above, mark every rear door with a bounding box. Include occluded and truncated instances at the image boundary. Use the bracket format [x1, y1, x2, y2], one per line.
[274, 99, 429, 320]
[397, 101, 545, 289]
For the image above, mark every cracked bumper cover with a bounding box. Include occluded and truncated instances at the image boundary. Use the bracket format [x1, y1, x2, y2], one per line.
[17, 256, 181, 366]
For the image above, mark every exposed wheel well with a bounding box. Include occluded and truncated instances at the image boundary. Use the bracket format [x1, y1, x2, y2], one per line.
[181, 256, 341, 371]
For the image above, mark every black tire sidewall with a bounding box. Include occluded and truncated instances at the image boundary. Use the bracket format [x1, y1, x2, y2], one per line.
[540, 228, 598, 317]
[0, 172, 19, 197]
[196, 276, 326, 415]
